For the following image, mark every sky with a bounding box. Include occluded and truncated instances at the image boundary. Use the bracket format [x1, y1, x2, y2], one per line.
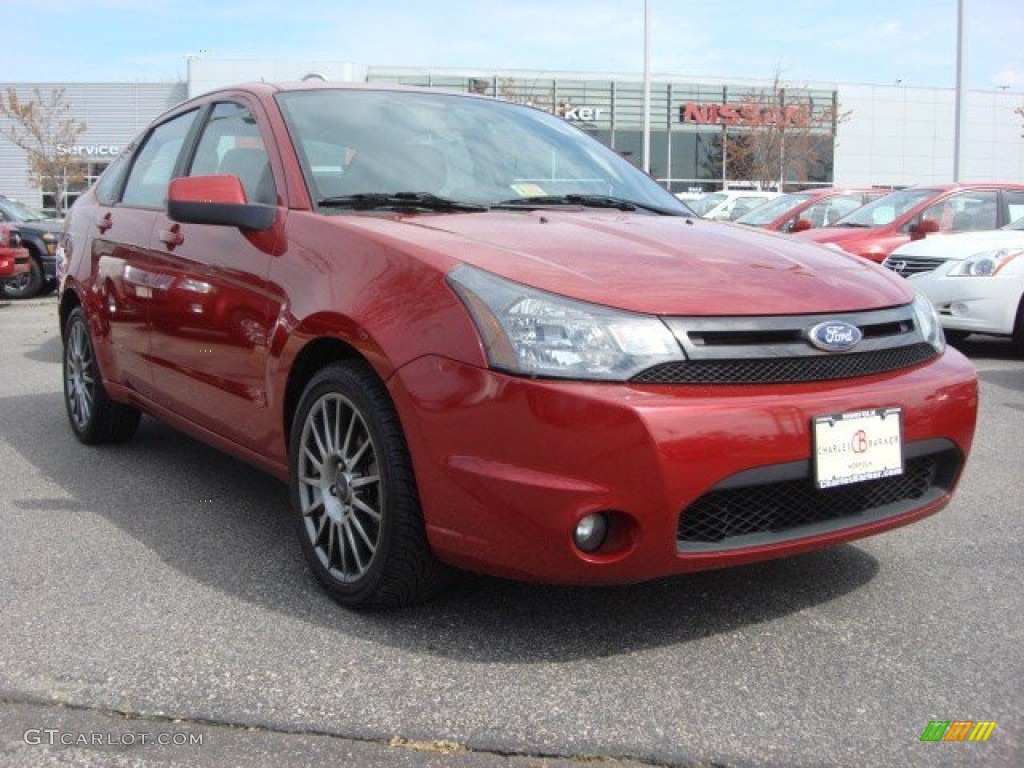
[1, 0, 1022, 92]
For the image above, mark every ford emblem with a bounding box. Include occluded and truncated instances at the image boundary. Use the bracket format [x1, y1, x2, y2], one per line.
[807, 320, 863, 352]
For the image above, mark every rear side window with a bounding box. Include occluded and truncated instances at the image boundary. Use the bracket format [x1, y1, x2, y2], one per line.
[121, 110, 199, 209]
[188, 102, 276, 205]
[94, 152, 131, 206]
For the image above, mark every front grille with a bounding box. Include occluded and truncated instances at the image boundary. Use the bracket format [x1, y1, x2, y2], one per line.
[677, 446, 960, 550]
[882, 255, 947, 276]
[632, 343, 937, 385]
[642, 305, 937, 386]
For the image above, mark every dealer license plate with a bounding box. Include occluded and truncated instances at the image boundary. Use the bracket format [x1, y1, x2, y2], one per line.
[813, 408, 903, 489]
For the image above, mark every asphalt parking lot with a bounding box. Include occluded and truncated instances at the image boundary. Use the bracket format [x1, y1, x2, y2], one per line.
[1, 295, 1021, 767]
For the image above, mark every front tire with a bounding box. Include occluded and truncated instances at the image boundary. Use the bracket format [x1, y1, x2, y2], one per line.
[63, 307, 141, 444]
[1013, 297, 1024, 356]
[289, 361, 449, 608]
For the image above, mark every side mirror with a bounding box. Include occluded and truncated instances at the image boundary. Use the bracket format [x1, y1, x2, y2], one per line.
[789, 218, 812, 233]
[909, 218, 940, 241]
[167, 175, 275, 231]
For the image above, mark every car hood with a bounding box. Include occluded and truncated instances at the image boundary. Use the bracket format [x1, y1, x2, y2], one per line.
[17, 218, 63, 235]
[890, 229, 1024, 260]
[349, 211, 914, 316]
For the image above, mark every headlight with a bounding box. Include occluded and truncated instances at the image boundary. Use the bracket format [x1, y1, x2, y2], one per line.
[912, 293, 945, 354]
[948, 248, 1022, 277]
[447, 264, 683, 381]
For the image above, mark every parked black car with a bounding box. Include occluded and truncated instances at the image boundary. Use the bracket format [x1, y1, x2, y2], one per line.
[0, 195, 62, 299]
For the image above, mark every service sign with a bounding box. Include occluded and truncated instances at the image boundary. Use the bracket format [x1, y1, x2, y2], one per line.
[813, 408, 903, 489]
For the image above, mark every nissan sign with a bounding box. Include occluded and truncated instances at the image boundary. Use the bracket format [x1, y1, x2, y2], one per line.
[680, 102, 810, 128]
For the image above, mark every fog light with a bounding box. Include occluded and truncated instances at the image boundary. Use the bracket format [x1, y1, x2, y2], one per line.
[573, 513, 608, 553]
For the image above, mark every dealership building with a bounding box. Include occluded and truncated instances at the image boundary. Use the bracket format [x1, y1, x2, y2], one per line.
[2, 57, 1023, 212]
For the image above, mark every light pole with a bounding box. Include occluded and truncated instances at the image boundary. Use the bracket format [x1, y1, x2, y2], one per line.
[642, 0, 651, 175]
[953, 0, 968, 181]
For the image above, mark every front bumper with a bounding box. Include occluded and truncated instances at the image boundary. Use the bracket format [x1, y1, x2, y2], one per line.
[910, 268, 1024, 336]
[0, 246, 29, 279]
[39, 251, 57, 281]
[388, 350, 978, 584]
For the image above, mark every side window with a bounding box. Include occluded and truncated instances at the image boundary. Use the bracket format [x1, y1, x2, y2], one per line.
[94, 152, 131, 206]
[1004, 190, 1024, 224]
[188, 102, 276, 205]
[121, 110, 199, 209]
[917, 191, 998, 233]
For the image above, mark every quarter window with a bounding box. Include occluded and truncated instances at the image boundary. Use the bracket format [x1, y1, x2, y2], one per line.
[121, 110, 199, 209]
[189, 102, 276, 205]
[94, 153, 131, 206]
[1004, 190, 1024, 224]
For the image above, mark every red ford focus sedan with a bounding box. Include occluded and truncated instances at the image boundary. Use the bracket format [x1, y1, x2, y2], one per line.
[58, 82, 978, 607]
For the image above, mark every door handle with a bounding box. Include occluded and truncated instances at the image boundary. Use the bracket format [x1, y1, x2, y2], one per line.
[157, 225, 184, 247]
[97, 213, 112, 233]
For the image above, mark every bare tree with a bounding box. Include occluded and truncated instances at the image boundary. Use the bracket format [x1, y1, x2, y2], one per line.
[1016, 105, 1024, 139]
[0, 87, 87, 216]
[716, 70, 850, 189]
[733, 71, 851, 191]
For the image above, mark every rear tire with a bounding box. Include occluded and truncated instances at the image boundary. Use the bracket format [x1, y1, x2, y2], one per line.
[289, 360, 450, 608]
[63, 307, 141, 444]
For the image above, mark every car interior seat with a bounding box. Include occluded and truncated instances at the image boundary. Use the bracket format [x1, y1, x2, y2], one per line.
[218, 147, 276, 205]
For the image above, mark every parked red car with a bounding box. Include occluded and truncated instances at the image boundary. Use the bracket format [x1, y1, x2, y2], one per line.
[796, 183, 1024, 262]
[734, 188, 887, 233]
[0, 224, 29, 279]
[59, 83, 978, 607]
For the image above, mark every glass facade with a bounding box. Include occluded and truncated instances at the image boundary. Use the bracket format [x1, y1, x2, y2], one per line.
[368, 72, 838, 193]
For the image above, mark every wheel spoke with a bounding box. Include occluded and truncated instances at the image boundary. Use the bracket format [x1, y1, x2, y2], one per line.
[340, 409, 356, 460]
[302, 444, 323, 475]
[344, 523, 364, 574]
[347, 433, 371, 469]
[351, 474, 379, 489]
[351, 496, 381, 521]
[326, 519, 338, 568]
[348, 512, 377, 552]
[310, 404, 329, 462]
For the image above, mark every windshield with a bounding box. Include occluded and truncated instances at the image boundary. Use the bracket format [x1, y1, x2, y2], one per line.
[0, 197, 48, 222]
[735, 191, 816, 225]
[687, 193, 727, 216]
[831, 187, 940, 228]
[276, 89, 687, 214]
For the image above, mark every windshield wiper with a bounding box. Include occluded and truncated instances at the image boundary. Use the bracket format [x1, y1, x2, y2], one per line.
[493, 194, 686, 216]
[317, 192, 488, 213]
